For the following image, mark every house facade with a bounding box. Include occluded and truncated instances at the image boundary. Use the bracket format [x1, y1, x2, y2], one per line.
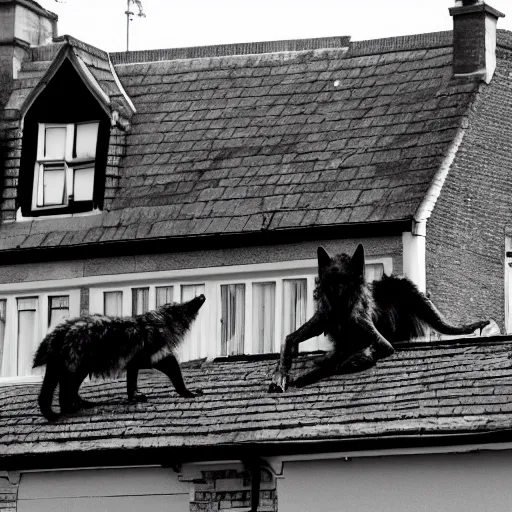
[1, 0, 512, 383]
[2, 0, 512, 509]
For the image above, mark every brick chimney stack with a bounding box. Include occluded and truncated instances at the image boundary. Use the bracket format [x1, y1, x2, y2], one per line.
[0, 0, 57, 108]
[449, 1, 505, 83]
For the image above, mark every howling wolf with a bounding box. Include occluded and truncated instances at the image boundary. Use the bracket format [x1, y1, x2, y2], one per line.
[33, 294, 206, 421]
[269, 245, 489, 392]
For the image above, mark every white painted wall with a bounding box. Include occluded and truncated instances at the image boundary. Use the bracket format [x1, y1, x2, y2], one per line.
[279, 451, 512, 512]
[18, 467, 189, 512]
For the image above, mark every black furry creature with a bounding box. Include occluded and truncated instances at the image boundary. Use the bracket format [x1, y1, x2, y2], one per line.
[269, 245, 489, 392]
[33, 294, 206, 421]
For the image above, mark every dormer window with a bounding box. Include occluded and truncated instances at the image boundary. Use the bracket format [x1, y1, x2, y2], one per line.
[33, 122, 99, 211]
[18, 58, 110, 218]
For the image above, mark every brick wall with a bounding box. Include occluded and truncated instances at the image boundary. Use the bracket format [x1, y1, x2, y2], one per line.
[103, 126, 128, 210]
[0, 118, 22, 221]
[189, 467, 277, 512]
[0, 473, 19, 512]
[426, 49, 512, 331]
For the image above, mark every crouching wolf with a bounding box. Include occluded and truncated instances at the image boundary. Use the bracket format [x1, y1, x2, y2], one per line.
[33, 294, 206, 421]
[269, 245, 489, 392]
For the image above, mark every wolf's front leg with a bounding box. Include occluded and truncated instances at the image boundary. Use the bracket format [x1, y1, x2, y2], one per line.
[153, 354, 203, 398]
[126, 361, 148, 402]
[289, 350, 339, 388]
[269, 312, 325, 393]
[355, 319, 395, 366]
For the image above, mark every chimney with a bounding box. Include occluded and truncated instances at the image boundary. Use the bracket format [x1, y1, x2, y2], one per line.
[449, 0, 505, 84]
[0, 0, 57, 108]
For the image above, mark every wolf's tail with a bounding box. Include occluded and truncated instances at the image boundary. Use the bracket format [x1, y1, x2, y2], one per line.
[413, 294, 489, 335]
[397, 278, 489, 336]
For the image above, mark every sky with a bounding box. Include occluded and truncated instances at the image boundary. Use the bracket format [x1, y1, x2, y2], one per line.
[37, 0, 512, 54]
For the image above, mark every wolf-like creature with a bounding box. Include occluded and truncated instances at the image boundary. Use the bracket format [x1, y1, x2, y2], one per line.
[269, 245, 489, 392]
[33, 294, 206, 421]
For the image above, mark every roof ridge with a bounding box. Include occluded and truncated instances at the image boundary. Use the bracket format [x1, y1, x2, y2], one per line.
[349, 31, 453, 56]
[109, 36, 351, 65]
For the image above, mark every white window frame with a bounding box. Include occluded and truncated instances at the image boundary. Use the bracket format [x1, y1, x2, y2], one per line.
[0, 289, 80, 384]
[32, 122, 99, 212]
[88, 256, 392, 361]
[0, 256, 392, 383]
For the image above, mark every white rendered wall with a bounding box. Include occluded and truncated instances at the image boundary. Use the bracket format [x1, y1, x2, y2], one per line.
[17, 467, 189, 512]
[279, 451, 512, 512]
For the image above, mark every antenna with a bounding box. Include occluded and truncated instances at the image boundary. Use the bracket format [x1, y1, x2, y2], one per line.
[125, 0, 146, 52]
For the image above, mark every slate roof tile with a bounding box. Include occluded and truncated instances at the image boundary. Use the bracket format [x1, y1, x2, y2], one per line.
[1, 338, 511, 458]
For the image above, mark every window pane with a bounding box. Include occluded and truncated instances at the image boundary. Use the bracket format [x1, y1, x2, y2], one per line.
[44, 126, 66, 159]
[104, 291, 123, 317]
[220, 284, 245, 356]
[365, 263, 385, 282]
[283, 279, 307, 337]
[75, 122, 99, 159]
[252, 282, 275, 354]
[17, 297, 38, 377]
[42, 164, 66, 206]
[132, 288, 149, 316]
[181, 284, 205, 361]
[48, 296, 70, 331]
[0, 300, 7, 377]
[156, 286, 174, 307]
[73, 167, 95, 201]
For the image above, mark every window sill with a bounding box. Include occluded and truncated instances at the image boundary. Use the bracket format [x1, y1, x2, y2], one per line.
[13, 207, 102, 223]
[0, 375, 43, 386]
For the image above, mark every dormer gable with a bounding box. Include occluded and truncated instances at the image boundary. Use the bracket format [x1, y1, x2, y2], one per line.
[2, 36, 135, 220]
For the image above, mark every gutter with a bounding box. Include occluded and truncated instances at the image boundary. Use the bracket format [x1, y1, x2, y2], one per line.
[3, 427, 512, 472]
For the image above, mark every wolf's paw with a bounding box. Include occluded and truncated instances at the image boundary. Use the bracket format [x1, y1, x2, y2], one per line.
[268, 371, 288, 393]
[477, 320, 491, 332]
[78, 398, 96, 409]
[374, 339, 395, 359]
[179, 388, 203, 398]
[128, 390, 148, 403]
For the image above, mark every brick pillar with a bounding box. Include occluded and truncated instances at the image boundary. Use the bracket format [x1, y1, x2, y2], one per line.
[80, 287, 90, 316]
[0, 472, 20, 512]
[181, 462, 278, 512]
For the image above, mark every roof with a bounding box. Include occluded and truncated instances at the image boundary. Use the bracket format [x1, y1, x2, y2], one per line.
[0, 30, 493, 253]
[1, 336, 512, 468]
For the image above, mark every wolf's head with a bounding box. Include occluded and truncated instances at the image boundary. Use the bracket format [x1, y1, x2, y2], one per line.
[158, 294, 206, 332]
[315, 244, 366, 312]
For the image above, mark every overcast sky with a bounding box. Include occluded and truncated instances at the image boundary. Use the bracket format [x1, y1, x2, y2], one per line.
[37, 0, 512, 53]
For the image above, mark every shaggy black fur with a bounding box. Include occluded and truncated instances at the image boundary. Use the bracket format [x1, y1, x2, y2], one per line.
[269, 245, 489, 392]
[33, 294, 206, 421]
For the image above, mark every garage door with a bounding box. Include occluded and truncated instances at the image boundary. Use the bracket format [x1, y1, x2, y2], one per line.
[17, 467, 189, 512]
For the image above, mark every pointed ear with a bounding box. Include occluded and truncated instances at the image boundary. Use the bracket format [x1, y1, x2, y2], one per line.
[350, 244, 365, 276]
[317, 246, 331, 270]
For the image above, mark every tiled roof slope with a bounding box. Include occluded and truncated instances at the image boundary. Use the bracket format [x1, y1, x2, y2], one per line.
[1, 337, 512, 461]
[109, 31, 477, 236]
[0, 32, 486, 250]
